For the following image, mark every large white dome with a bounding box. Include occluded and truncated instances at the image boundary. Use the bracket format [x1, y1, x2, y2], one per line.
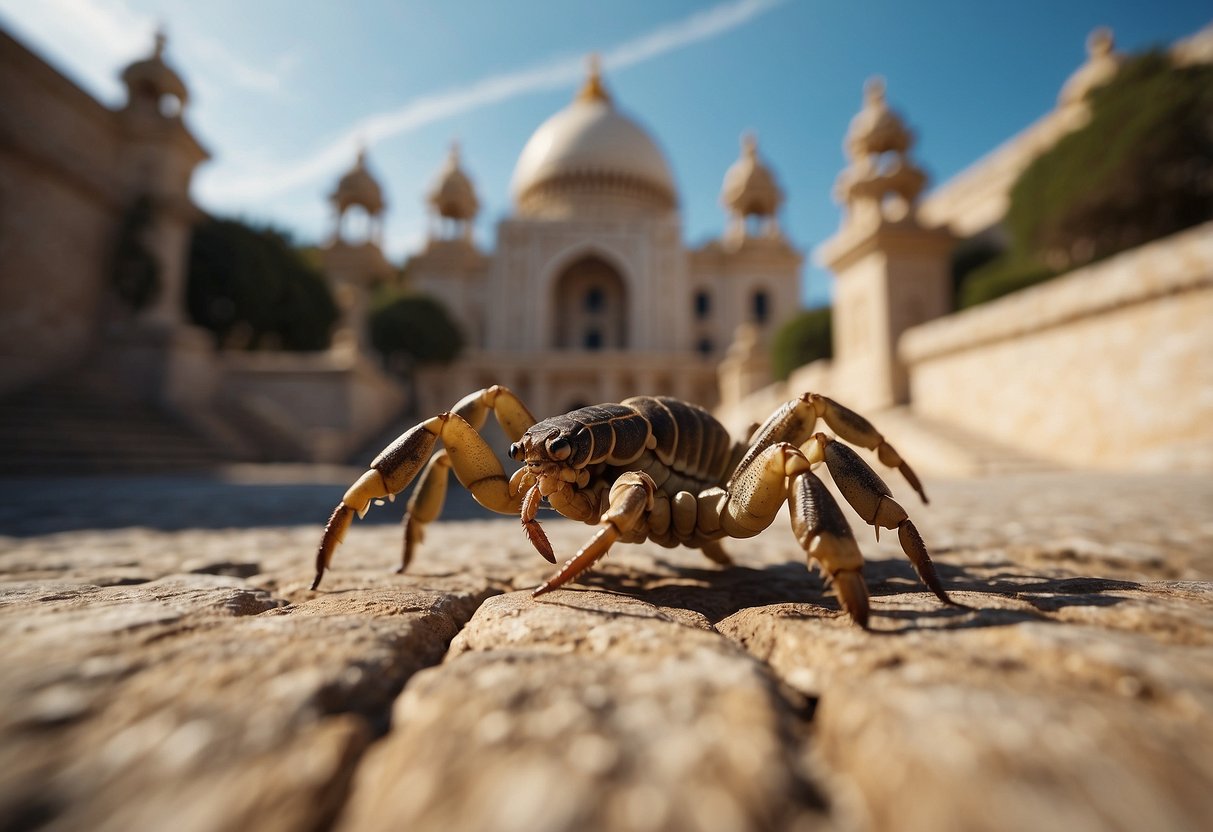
[510, 64, 677, 218]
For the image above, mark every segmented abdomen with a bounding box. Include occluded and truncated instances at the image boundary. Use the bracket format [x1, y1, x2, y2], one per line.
[621, 396, 733, 489]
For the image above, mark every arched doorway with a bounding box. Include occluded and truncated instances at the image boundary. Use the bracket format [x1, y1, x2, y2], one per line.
[551, 255, 628, 350]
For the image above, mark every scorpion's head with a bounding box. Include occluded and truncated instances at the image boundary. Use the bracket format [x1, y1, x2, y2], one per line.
[509, 420, 592, 497]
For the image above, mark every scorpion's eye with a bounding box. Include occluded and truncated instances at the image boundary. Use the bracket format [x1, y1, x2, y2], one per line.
[509, 442, 524, 461]
[546, 437, 572, 460]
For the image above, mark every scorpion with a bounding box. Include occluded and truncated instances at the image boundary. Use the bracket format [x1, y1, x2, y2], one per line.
[311, 387, 960, 627]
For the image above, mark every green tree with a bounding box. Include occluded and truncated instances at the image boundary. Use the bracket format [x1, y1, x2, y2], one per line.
[1007, 51, 1213, 269]
[958, 51, 1213, 309]
[187, 218, 337, 350]
[369, 292, 464, 371]
[770, 307, 832, 381]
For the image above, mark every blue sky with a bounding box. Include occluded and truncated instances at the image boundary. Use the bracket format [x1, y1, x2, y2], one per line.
[2, 0, 1209, 307]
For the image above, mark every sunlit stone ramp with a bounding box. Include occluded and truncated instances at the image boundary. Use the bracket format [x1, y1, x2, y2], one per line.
[0, 472, 1211, 832]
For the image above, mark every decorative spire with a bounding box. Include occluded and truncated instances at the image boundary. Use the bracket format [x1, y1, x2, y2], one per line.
[1058, 26, 1123, 108]
[331, 146, 385, 217]
[428, 139, 480, 233]
[121, 26, 189, 112]
[834, 78, 926, 224]
[721, 130, 784, 226]
[845, 75, 912, 161]
[576, 54, 612, 104]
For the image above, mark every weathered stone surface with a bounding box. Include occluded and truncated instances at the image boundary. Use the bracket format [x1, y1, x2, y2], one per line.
[0, 568, 498, 832]
[337, 591, 830, 832]
[2, 470, 1212, 831]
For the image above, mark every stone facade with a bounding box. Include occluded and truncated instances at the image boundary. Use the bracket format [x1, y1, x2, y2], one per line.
[720, 24, 1213, 473]
[409, 61, 802, 419]
[901, 223, 1213, 470]
[0, 29, 207, 395]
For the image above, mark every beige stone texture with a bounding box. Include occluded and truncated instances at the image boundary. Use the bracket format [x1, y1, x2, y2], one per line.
[901, 223, 1213, 470]
[2, 469, 1213, 831]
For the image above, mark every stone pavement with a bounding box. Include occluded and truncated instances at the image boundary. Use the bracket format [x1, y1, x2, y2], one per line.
[1, 468, 1212, 832]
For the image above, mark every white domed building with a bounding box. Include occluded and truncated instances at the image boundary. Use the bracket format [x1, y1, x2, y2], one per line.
[404, 60, 803, 418]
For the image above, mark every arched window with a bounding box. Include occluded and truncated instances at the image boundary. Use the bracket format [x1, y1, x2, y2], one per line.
[585, 287, 604, 312]
[694, 290, 711, 320]
[752, 289, 770, 324]
[552, 256, 628, 350]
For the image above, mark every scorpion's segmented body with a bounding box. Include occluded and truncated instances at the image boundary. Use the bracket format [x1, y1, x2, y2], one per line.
[312, 386, 962, 627]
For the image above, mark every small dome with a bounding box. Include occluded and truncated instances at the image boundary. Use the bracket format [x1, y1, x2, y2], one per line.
[428, 142, 479, 221]
[721, 133, 783, 218]
[1059, 27, 1123, 107]
[844, 77, 912, 160]
[511, 57, 677, 217]
[121, 30, 188, 111]
[331, 149, 385, 216]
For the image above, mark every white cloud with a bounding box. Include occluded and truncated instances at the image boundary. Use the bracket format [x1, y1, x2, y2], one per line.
[197, 0, 785, 203]
[0, 0, 294, 102]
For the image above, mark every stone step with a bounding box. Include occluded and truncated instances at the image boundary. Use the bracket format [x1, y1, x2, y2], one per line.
[0, 370, 227, 474]
[867, 406, 1058, 478]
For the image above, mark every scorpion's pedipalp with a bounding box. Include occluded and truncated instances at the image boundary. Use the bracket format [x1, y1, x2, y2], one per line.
[533, 471, 655, 597]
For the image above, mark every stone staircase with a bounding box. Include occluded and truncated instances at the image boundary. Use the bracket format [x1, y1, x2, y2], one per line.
[871, 406, 1059, 478]
[0, 370, 227, 475]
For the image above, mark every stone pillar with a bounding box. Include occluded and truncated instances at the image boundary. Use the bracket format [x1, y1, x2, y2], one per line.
[820, 224, 953, 410]
[817, 78, 954, 411]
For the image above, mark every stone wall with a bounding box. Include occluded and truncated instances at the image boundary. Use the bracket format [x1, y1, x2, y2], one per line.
[0, 31, 123, 393]
[901, 223, 1213, 470]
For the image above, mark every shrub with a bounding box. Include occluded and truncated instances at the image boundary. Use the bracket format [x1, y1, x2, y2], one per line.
[770, 307, 832, 380]
[958, 256, 1056, 309]
[1007, 51, 1213, 269]
[187, 218, 337, 350]
[369, 292, 464, 369]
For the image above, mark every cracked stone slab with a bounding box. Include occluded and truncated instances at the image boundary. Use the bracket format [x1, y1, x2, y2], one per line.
[336, 590, 833, 832]
[0, 572, 499, 832]
[716, 579, 1213, 832]
[2, 472, 1213, 832]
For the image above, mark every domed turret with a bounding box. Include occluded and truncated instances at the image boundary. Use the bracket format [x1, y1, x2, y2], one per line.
[331, 148, 385, 217]
[510, 56, 677, 219]
[329, 148, 385, 245]
[428, 141, 480, 229]
[1058, 27, 1123, 109]
[844, 77, 912, 161]
[121, 29, 188, 116]
[721, 132, 784, 242]
[834, 78, 927, 226]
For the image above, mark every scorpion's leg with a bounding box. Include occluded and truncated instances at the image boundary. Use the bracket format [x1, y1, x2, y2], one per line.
[804, 432, 959, 607]
[313, 393, 534, 589]
[712, 441, 873, 626]
[393, 385, 540, 574]
[532, 471, 656, 597]
[803, 393, 928, 504]
[699, 540, 733, 566]
[741, 394, 927, 504]
[398, 450, 450, 573]
[787, 469, 870, 627]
